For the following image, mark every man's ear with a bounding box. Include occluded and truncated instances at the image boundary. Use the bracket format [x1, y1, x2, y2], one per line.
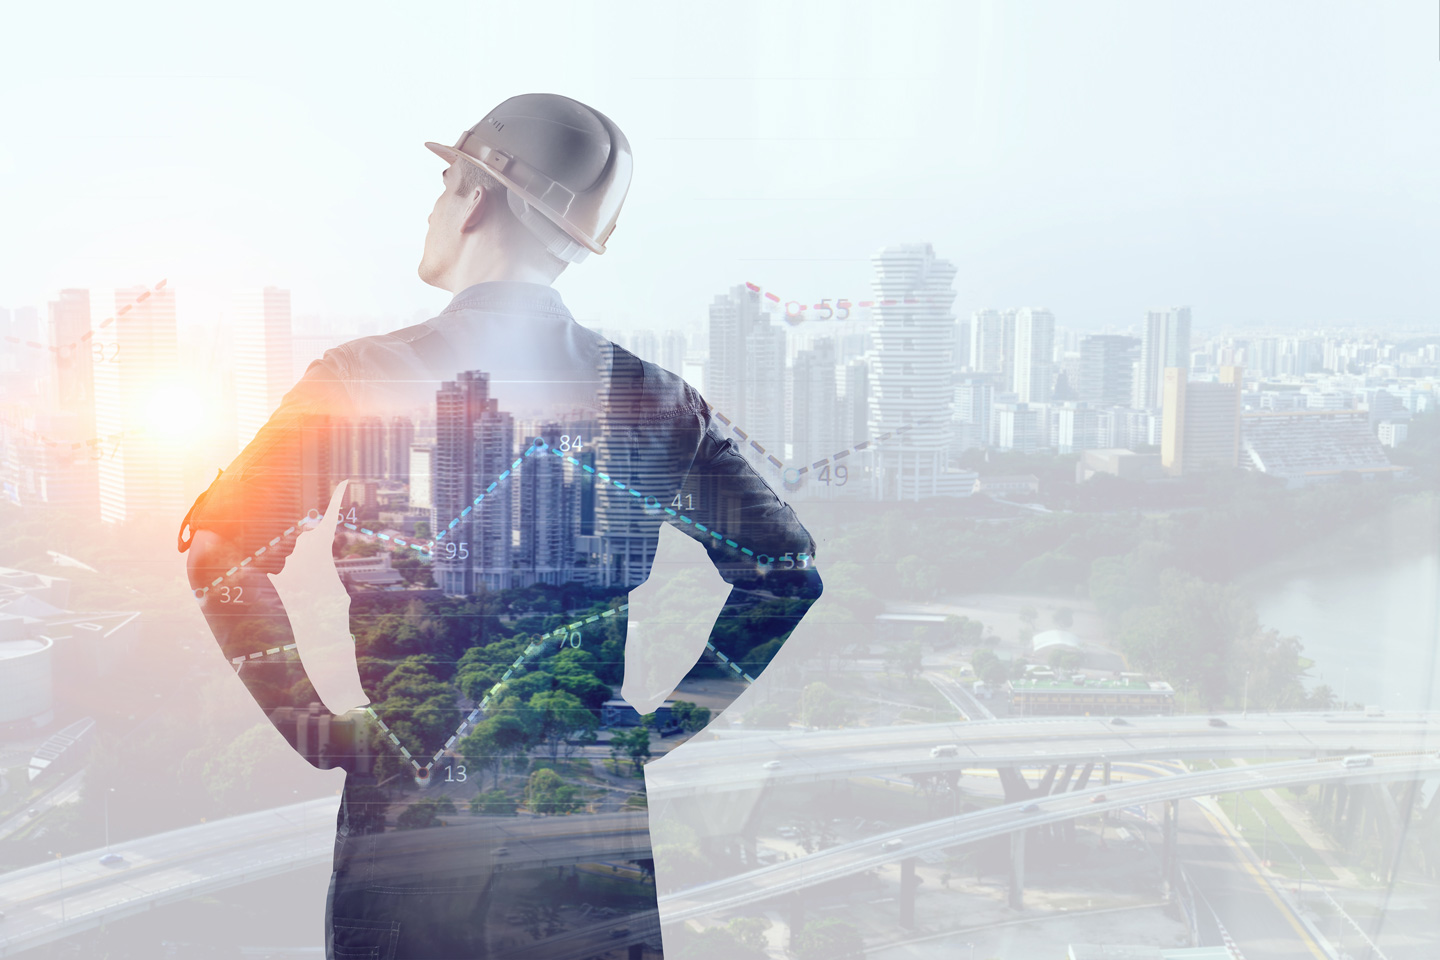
[460, 185, 492, 233]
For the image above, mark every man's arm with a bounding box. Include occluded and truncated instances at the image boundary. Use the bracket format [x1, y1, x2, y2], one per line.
[180, 355, 354, 764]
[669, 416, 824, 692]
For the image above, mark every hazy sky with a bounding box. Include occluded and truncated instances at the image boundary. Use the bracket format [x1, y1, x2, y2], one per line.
[2, 0, 1436, 334]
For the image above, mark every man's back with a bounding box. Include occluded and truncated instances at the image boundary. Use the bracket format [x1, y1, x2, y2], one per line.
[183, 281, 820, 958]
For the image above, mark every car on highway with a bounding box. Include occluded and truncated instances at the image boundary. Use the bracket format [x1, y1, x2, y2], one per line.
[762, 760, 782, 770]
[930, 744, 959, 758]
[610, 928, 630, 939]
[1208, 717, 1228, 728]
[1341, 754, 1374, 769]
[1020, 802, 1041, 814]
[1090, 794, 1107, 804]
[1110, 717, 1130, 726]
[880, 838, 905, 852]
[99, 853, 124, 866]
[493, 847, 510, 857]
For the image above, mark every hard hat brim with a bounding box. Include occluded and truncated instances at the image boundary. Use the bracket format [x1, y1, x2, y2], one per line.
[423, 140, 606, 255]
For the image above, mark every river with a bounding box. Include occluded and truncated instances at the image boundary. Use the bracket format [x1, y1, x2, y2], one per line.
[1250, 551, 1440, 712]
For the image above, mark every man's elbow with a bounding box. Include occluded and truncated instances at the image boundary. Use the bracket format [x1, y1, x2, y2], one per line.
[186, 529, 238, 592]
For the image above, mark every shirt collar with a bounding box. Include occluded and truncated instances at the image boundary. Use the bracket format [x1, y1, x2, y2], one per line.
[441, 281, 571, 319]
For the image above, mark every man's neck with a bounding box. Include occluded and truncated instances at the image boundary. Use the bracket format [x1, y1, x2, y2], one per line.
[441, 245, 562, 291]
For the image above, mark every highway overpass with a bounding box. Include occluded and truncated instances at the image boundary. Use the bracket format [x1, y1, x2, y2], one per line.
[0, 805, 656, 958]
[648, 711, 1440, 798]
[656, 750, 1440, 924]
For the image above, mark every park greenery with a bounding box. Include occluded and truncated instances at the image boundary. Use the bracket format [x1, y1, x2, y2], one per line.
[823, 470, 1440, 709]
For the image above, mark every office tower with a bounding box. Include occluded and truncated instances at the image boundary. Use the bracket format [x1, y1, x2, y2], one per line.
[993, 402, 1040, 453]
[969, 309, 1016, 390]
[660, 331, 686, 376]
[702, 282, 771, 423]
[1013, 308, 1056, 404]
[1161, 366, 1242, 476]
[48, 290, 93, 423]
[408, 443, 434, 511]
[745, 321, 787, 454]
[1135, 307, 1192, 410]
[355, 416, 385, 482]
[791, 339, 839, 469]
[93, 286, 183, 524]
[233, 288, 293, 448]
[432, 371, 514, 595]
[953, 375, 995, 449]
[839, 359, 869, 449]
[1051, 402, 1096, 454]
[952, 319, 971, 371]
[386, 416, 414, 482]
[868, 243, 957, 500]
[1078, 334, 1140, 408]
[37, 290, 98, 515]
[329, 419, 356, 488]
[517, 422, 576, 586]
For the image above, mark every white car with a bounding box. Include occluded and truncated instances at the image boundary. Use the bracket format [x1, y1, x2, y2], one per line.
[880, 838, 905, 852]
[930, 744, 959, 758]
[762, 760, 782, 770]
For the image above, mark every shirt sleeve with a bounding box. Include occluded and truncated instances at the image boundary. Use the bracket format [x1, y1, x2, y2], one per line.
[671, 409, 818, 584]
[178, 349, 354, 569]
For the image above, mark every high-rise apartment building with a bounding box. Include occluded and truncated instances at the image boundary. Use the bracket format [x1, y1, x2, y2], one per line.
[517, 421, 576, 586]
[838, 359, 869, 450]
[969, 308, 1015, 391]
[93, 286, 184, 524]
[706, 284, 766, 422]
[234, 287, 294, 448]
[994, 402, 1041, 453]
[952, 375, 995, 450]
[1136, 307, 1192, 410]
[790, 339, 839, 469]
[1160, 366, 1242, 476]
[868, 243, 957, 500]
[386, 417, 415, 482]
[1078, 334, 1139, 408]
[431, 371, 513, 595]
[1013, 308, 1056, 404]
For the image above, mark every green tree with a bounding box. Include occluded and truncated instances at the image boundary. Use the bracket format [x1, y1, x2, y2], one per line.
[792, 917, 864, 960]
[525, 767, 583, 815]
[469, 789, 517, 816]
[1018, 603, 1038, 627]
[884, 641, 923, 681]
[395, 795, 456, 830]
[743, 701, 793, 729]
[670, 700, 713, 734]
[528, 689, 598, 762]
[1052, 606, 1074, 629]
[610, 726, 652, 773]
[801, 682, 849, 728]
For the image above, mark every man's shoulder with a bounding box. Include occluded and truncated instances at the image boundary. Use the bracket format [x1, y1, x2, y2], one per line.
[603, 342, 709, 423]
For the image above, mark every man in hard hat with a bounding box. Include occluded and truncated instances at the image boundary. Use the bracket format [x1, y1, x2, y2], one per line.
[181, 94, 821, 959]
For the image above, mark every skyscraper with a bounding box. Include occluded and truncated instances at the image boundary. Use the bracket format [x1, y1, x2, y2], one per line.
[48, 290, 93, 425]
[93, 286, 183, 525]
[791, 339, 839, 470]
[517, 422, 576, 586]
[868, 243, 957, 500]
[969, 308, 1016, 391]
[1078, 334, 1140, 408]
[1135, 307, 1192, 410]
[386, 416, 415, 482]
[1013, 308, 1056, 404]
[1161, 366, 1242, 476]
[952, 375, 995, 450]
[234, 287, 294, 448]
[707, 283, 786, 449]
[431, 371, 513, 595]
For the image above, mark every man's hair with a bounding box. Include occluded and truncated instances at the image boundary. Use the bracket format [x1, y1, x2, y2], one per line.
[451, 159, 567, 272]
